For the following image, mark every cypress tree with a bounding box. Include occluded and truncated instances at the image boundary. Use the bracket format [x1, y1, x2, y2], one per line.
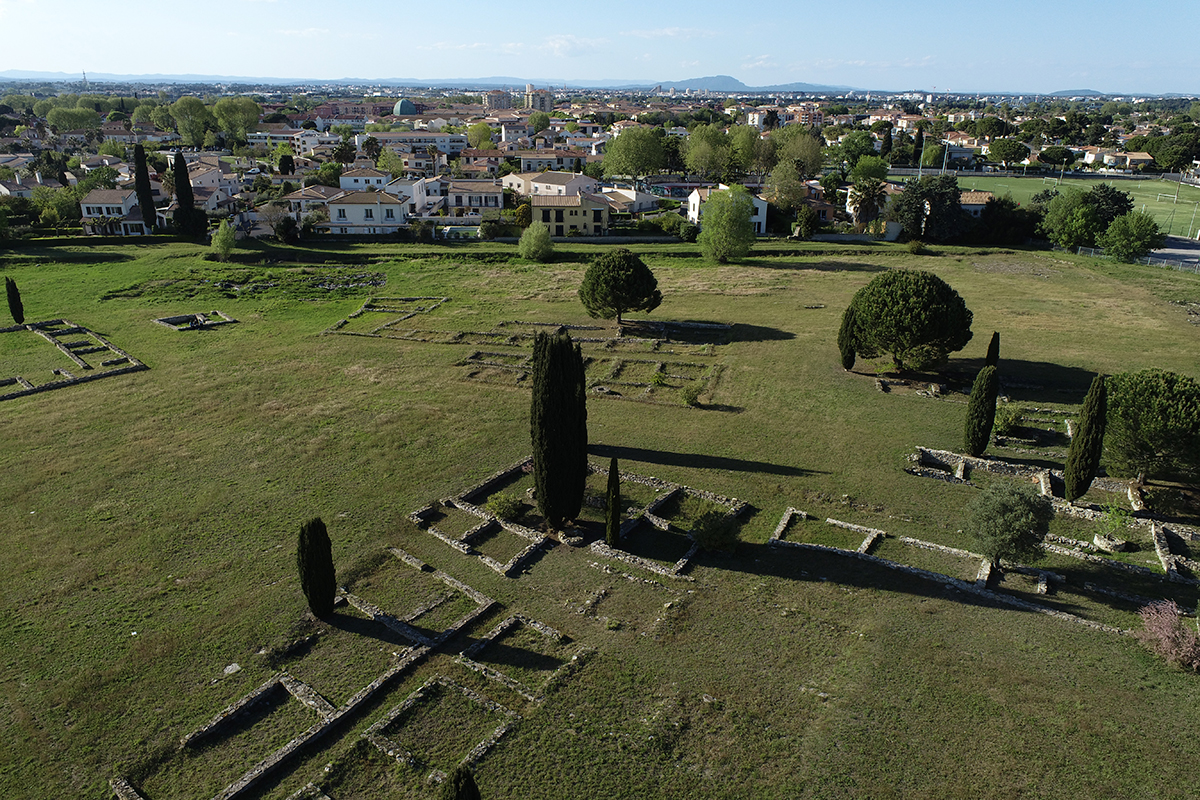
[172, 151, 203, 238]
[297, 517, 336, 617]
[133, 143, 156, 233]
[912, 128, 925, 166]
[6, 277, 24, 325]
[173, 151, 194, 213]
[1064, 374, 1108, 502]
[880, 126, 893, 159]
[985, 331, 1000, 367]
[530, 331, 588, 529]
[837, 304, 857, 371]
[440, 765, 482, 800]
[964, 365, 999, 457]
[605, 457, 621, 547]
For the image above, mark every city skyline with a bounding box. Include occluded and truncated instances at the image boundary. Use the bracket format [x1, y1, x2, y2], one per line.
[1, 0, 1198, 96]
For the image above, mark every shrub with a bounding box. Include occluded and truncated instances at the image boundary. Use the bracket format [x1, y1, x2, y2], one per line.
[992, 403, 1021, 437]
[519, 220, 554, 262]
[485, 491, 523, 521]
[692, 511, 739, 553]
[681, 381, 703, 407]
[657, 213, 683, 235]
[677, 221, 699, 243]
[478, 219, 502, 240]
[907, 239, 924, 254]
[1135, 601, 1200, 671]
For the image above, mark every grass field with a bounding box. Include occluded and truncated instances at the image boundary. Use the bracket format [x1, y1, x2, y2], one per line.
[2, 237, 1200, 799]
[950, 175, 1200, 238]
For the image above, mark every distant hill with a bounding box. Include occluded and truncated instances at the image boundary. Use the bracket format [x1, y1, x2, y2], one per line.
[1046, 89, 1105, 97]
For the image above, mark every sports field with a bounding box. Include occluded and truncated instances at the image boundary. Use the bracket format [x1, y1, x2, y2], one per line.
[951, 175, 1200, 238]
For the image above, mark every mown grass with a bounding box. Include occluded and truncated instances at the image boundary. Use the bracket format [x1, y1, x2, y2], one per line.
[1, 238, 1199, 798]
[953, 175, 1200, 237]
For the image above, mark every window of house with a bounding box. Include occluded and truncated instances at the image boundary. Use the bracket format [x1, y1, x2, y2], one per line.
[593, 210, 602, 222]
[555, 210, 564, 222]
[385, 208, 394, 220]
[337, 208, 347, 219]
[542, 209, 551, 222]
[364, 209, 373, 220]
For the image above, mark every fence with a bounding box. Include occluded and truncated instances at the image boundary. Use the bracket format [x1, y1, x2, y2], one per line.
[1077, 246, 1200, 274]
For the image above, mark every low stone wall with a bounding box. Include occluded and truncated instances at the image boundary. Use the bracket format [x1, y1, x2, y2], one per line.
[588, 541, 695, 581]
[770, 539, 1124, 634]
[364, 676, 519, 780]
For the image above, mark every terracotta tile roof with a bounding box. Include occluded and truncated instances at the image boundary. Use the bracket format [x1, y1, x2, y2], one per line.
[328, 189, 403, 204]
[960, 191, 993, 206]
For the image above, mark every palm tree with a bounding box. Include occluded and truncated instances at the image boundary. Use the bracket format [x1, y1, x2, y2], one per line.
[848, 177, 888, 227]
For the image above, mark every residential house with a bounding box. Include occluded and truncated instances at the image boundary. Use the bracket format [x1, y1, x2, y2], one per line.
[322, 189, 406, 234]
[959, 191, 994, 218]
[531, 193, 611, 236]
[80, 188, 147, 236]
[0, 172, 63, 198]
[600, 186, 659, 214]
[281, 184, 342, 219]
[517, 150, 589, 172]
[687, 185, 768, 235]
[339, 167, 390, 190]
[502, 171, 598, 197]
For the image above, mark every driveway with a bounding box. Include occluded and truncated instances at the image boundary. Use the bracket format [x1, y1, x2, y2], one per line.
[1155, 235, 1200, 263]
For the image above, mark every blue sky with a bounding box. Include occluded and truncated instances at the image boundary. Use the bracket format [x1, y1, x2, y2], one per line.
[2, 0, 1197, 95]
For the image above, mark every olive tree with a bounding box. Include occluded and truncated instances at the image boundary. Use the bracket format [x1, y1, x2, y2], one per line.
[966, 482, 1054, 570]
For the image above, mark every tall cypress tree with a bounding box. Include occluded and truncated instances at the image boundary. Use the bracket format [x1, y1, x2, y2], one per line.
[605, 457, 621, 547]
[297, 517, 336, 617]
[837, 304, 857, 371]
[172, 151, 203, 237]
[984, 331, 1000, 367]
[1064, 374, 1108, 502]
[6, 277, 24, 325]
[133, 143, 156, 233]
[880, 126, 893, 159]
[912, 128, 925, 165]
[530, 331, 588, 529]
[173, 151, 194, 212]
[964, 365, 999, 457]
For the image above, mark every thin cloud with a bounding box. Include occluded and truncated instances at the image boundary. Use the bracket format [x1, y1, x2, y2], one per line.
[277, 27, 327, 38]
[415, 41, 524, 55]
[542, 35, 606, 58]
[623, 27, 713, 40]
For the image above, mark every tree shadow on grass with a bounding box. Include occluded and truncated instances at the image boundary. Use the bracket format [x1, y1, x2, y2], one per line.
[731, 323, 795, 342]
[324, 609, 416, 649]
[865, 357, 1099, 405]
[751, 260, 888, 273]
[720, 540, 1098, 618]
[589, 443, 823, 477]
[472, 640, 564, 673]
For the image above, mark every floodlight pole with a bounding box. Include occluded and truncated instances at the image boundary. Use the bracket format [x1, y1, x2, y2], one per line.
[1188, 202, 1198, 239]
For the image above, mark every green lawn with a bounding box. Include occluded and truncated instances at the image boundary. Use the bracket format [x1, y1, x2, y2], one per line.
[1, 238, 1199, 798]
[952, 175, 1200, 238]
